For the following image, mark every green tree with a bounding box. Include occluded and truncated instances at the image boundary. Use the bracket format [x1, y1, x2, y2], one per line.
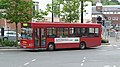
[92, 0, 120, 5]
[0, 0, 33, 46]
[101, 0, 120, 5]
[33, 9, 48, 22]
[46, 0, 91, 23]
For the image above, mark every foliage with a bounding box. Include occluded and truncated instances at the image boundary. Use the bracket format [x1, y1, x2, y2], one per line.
[46, 0, 92, 23]
[0, 0, 33, 46]
[1, 0, 33, 23]
[33, 9, 48, 21]
[92, 0, 120, 5]
[0, 40, 17, 47]
[102, 0, 120, 5]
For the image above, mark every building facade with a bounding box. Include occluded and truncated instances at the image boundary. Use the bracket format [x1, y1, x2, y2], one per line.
[92, 5, 120, 26]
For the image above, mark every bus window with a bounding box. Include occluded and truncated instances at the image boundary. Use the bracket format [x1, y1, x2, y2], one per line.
[63, 28, 68, 37]
[57, 28, 68, 37]
[78, 28, 82, 37]
[58, 28, 63, 37]
[81, 28, 88, 37]
[69, 28, 77, 37]
[88, 28, 95, 37]
[21, 28, 33, 39]
[95, 28, 99, 37]
[47, 28, 56, 37]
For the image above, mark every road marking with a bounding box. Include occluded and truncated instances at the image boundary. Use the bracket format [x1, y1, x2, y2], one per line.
[84, 57, 86, 59]
[81, 57, 86, 67]
[113, 45, 117, 47]
[113, 65, 116, 67]
[82, 60, 85, 63]
[81, 63, 84, 66]
[117, 48, 120, 49]
[104, 65, 112, 67]
[104, 65, 116, 67]
[24, 62, 29, 65]
[32, 59, 36, 62]
[23, 59, 37, 66]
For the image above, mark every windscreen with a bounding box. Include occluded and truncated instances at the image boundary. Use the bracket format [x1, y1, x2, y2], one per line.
[21, 28, 33, 39]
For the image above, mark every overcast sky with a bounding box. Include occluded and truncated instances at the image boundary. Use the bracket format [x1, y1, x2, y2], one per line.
[33, 0, 52, 17]
[33, 0, 52, 10]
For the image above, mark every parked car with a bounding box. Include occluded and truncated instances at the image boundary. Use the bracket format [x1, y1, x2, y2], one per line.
[0, 30, 21, 41]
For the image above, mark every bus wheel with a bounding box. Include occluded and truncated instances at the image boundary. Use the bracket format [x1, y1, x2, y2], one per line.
[80, 42, 86, 50]
[48, 43, 55, 51]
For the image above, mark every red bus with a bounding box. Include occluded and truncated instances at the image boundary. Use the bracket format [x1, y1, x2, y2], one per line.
[20, 22, 102, 50]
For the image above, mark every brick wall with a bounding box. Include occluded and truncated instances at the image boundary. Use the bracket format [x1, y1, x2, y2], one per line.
[0, 19, 21, 33]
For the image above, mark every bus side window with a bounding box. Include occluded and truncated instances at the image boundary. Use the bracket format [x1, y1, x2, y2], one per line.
[77, 28, 82, 37]
[63, 28, 68, 37]
[81, 28, 88, 37]
[57, 28, 63, 38]
[95, 28, 99, 37]
[47, 28, 56, 38]
[88, 28, 95, 37]
[69, 28, 77, 37]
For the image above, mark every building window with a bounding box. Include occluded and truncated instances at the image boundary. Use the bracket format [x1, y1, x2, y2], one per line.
[112, 17, 116, 20]
[108, 17, 111, 20]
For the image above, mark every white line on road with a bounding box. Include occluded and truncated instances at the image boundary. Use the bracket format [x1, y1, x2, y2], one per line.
[104, 65, 116, 67]
[24, 62, 29, 66]
[113, 45, 117, 47]
[113, 65, 116, 67]
[84, 57, 86, 59]
[82, 60, 85, 63]
[117, 48, 120, 49]
[81, 63, 84, 66]
[81, 57, 86, 67]
[32, 59, 36, 62]
[23, 59, 37, 66]
[104, 65, 112, 67]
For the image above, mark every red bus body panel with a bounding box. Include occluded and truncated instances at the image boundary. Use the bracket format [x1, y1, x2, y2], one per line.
[20, 22, 102, 50]
[20, 39, 34, 49]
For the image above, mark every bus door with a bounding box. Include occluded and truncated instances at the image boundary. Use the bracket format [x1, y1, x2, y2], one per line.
[34, 28, 40, 47]
[40, 28, 46, 47]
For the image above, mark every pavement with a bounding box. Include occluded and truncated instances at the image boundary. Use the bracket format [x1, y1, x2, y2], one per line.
[0, 46, 23, 50]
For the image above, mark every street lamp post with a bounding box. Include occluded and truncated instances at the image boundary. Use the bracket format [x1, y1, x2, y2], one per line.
[81, 0, 83, 23]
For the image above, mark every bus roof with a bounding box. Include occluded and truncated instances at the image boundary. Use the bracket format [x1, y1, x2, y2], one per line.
[30, 22, 101, 28]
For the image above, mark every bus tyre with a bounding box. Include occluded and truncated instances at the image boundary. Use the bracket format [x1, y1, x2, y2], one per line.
[48, 43, 55, 51]
[80, 42, 86, 50]
[3, 37, 8, 41]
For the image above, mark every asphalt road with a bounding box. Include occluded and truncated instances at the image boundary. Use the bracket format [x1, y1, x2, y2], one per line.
[0, 37, 120, 67]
